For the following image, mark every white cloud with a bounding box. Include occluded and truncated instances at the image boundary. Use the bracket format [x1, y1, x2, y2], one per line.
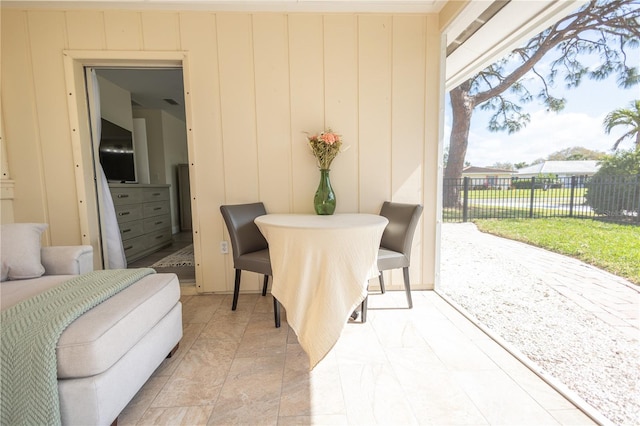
[462, 110, 626, 167]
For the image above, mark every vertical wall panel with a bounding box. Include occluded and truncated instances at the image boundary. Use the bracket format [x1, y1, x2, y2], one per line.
[65, 11, 106, 50]
[1, 11, 48, 235]
[141, 12, 181, 51]
[253, 14, 292, 213]
[288, 15, 325, 213]
[358, 15, 392, 213]
[217, 14, 259, 204]
[423, 14, 444, 290]
[179, 11, 226, 294]
[391, 15, 426, 203]
[323, 15, 359, 213]
[28, 11, 81, 244]
[389, 15, 427, 288]
[217, 13, 262, 292]
[104, 11, 142, 50]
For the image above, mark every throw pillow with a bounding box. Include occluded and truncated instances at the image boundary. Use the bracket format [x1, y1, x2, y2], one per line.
[1, 223, 48, 281]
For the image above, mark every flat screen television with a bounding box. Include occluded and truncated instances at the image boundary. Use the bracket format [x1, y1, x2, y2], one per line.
[98, 118, 136, 183]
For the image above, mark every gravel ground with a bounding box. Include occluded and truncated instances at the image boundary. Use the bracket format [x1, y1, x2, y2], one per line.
[439, 223, 640, 426]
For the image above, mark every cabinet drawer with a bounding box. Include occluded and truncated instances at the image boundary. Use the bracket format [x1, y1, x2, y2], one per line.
[115, 204, 143, 224]
[143, 214, 171, 233]
[118, 220, 144, 241]
[110, 187, 143, 206]
[122, 235, 146, 259]
[143, 201, 170, 218]
[146, 228, 172, 249]
[143, 187, 169, 202]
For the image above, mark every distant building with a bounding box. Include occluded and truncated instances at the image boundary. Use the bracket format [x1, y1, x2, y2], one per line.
[516, 160, 600, 178]
[461, 166, 516, 189]
[516, 160, 600, 187]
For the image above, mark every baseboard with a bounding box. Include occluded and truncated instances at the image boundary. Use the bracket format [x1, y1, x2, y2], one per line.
[179, 283, 198, 296]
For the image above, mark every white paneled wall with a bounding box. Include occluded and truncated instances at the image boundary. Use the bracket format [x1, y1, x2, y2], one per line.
[1, 9, 442, 293]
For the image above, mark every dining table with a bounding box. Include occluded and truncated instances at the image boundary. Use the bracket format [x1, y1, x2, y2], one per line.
[254, 213, 388, 369]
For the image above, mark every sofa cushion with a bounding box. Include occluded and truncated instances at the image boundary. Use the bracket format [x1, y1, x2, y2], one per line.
[0, 223, 48, 281]
[55, 272, 180, 378]
[0, 275, 74, 310]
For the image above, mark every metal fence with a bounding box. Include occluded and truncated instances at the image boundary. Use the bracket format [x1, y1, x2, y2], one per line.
[443, 175, 640, 224]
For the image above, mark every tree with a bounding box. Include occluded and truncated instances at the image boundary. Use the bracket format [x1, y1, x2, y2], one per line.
[595, 149, 640, 176]
[531, 158, 546, 166]
[492, 162, 514, 170]
[514, 162, 528, 169]
[546, 146, 607, 161]
[603, 100, 640, 150]
[584, 149, 640, 218]
[444, 0, 640, 207]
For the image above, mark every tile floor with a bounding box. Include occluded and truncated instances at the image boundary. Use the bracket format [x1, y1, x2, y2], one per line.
[118, 290, 596, 425]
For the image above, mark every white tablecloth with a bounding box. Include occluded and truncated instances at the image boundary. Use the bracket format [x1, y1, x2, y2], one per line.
[255, 214, 388, 369]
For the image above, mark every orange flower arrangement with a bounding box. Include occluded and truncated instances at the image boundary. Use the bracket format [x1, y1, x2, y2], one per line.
[307, 129, 343, 170]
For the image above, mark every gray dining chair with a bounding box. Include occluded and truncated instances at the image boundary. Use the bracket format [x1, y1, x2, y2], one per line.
[220, 202, 280, 327]
[361, 201, 423, 323]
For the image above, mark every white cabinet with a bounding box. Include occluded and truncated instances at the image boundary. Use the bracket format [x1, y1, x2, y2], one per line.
[109, 184, 172, 263]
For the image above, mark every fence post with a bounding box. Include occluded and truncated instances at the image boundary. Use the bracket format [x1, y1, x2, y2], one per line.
[529, 177, 536, 218]
[569, 176, 576, 217]
[463, 177, 469, 222]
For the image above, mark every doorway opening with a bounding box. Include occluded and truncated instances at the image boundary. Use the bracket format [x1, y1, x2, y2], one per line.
[89, 67, 195, 284]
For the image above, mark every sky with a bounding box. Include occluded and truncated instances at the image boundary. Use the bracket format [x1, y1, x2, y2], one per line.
[444, 49, 639, 168]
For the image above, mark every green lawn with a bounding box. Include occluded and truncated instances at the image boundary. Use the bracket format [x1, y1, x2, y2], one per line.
[442, 205, 581, 221]
[473, 218, 640, 285]
[466, 187, 586, 199]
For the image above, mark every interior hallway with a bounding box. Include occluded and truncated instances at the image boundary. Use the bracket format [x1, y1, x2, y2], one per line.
[128, 232, 195, 284]
[117, 290, 595, 425]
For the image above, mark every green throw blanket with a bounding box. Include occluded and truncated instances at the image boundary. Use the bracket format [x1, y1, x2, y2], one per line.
[0, 268, 155, 426]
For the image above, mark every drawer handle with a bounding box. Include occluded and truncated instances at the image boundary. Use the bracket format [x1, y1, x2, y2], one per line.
[124, 245, 133, 250]
[122, 228, 131, 233]
[155, 221, 163, 225]
[117, 194, 129, 198]
[153, 207, 162, 211]
[152, 192, 161, 196]
[155, 235, 164, 240]
[118, 212, 130, 216]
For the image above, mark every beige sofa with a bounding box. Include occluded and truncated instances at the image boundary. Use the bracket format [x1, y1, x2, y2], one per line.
[1, 224, 183, 425]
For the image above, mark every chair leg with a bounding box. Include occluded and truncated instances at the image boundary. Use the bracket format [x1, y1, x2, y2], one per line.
[361, 296, 368, 323]
[378, 272, 386, 294]
[402, 267, 413, 309]
[262, 275, 269, 296]
[232, 269, 242, 311]
[273, 297, 281, 328]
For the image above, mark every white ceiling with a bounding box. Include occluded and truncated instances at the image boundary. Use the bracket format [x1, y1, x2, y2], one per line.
[96, 68, 186, 121]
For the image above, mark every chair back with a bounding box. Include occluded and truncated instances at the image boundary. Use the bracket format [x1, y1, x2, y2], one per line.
[379, 202, 423, 256]
[220, 203, 269, 264]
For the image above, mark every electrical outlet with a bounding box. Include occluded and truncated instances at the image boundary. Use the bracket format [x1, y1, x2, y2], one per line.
[220, 241, 229, 254]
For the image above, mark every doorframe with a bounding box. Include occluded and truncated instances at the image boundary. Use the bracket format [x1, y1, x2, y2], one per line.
[62, 50, 199, 287]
